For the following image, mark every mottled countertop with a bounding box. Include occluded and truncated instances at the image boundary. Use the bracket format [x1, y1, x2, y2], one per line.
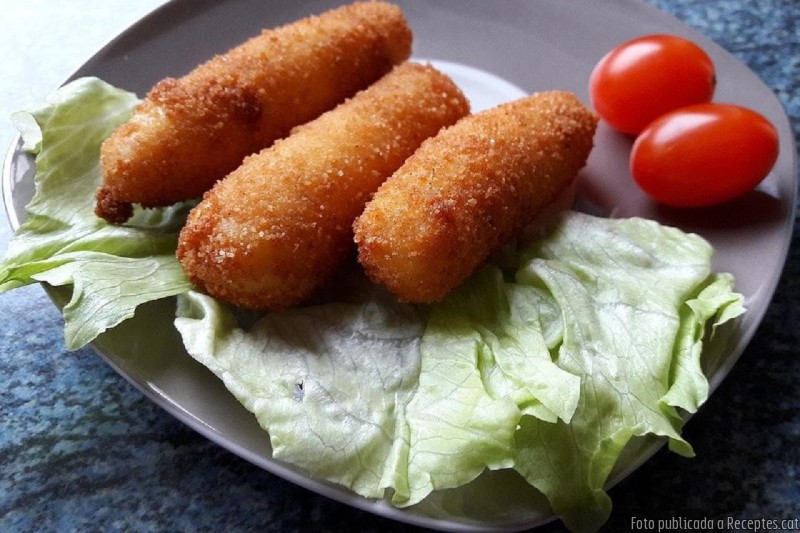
[1, 1, 798, 532]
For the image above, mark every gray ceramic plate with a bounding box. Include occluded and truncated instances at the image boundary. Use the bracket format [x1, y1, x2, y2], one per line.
[3, 1, 796, 531]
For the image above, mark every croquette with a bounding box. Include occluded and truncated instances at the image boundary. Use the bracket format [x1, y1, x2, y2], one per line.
[353, 91, 598, 303]
[177, 62, 470, 310]
[96, 1, 412, 223]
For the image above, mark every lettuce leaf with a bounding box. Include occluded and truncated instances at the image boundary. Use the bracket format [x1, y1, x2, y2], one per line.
[174, 212, 743, 531]
[175, 283, 426, 499]
[0, 77, 194, 348]
[510, 214, 744, 532]
[393, 266, 580, 504]
[2, 77, 745, 532]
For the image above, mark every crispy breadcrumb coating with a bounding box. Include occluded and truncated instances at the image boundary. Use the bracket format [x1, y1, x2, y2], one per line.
[176, 62, 469, 310]
[353, 91, 598, 303]
[96, 1, 412, 223]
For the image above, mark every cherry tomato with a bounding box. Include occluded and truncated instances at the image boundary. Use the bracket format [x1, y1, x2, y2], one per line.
[630, 103, 779, 207]
[589, 34, 716, 135]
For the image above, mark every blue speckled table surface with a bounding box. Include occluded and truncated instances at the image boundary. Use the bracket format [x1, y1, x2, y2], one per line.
[1, 1, 797, 532]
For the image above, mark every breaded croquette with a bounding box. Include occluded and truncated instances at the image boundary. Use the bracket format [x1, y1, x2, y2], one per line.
[96, 1, 412, 223]
[353, 91, 598, 303]
[176, 62, 469, 310]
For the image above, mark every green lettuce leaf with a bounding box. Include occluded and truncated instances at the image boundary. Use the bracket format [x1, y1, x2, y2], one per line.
[2, 77, 745, 533]
[392, 266, 581, 505]
[0, 77, 194, 348]
[511, 213, 744, 532]
[173, 211, 743, 530]
[174, 284, 426, 499]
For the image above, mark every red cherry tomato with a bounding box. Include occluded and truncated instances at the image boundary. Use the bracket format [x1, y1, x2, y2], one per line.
[589, 34, 716, 135]
[630, 103, 779, 207]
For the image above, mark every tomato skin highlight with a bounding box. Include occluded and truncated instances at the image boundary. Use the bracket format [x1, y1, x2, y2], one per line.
[589, 34, 715, 135]
[630, 103, 779, 207]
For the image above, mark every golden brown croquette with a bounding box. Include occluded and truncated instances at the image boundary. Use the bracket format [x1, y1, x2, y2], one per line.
[96, 1, 412, 223]
[353, 91, 598, 303]
[176, 62, 470, 310]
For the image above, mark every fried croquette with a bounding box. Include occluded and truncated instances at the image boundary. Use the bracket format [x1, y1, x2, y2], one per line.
[96, 1, 412, 223]
[176, 62, 470, 310]
[353, 91, 598, 303]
